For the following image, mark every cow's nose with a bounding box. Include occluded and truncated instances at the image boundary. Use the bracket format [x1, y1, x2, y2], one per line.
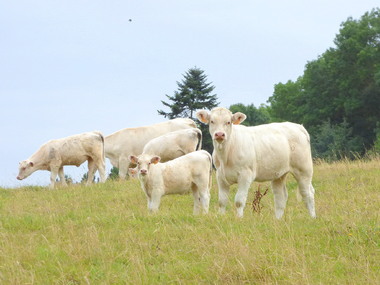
[16, 176, 21, 180]
[140, 169, 147, 175]
[214, 132, 225, 141]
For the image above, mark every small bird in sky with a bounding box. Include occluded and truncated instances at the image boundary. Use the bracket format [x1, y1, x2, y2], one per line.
[128, 19, 132, 22]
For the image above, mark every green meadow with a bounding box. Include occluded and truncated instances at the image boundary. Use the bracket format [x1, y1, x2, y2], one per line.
[0, 158, 379, 284]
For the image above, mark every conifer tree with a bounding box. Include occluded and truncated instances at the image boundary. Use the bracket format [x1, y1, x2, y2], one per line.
[158, 67, 219, 119]
[158, 67, 219, 154]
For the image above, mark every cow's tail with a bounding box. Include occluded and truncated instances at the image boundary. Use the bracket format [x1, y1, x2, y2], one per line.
[195, 128, 203, 150]
[94, 131, 105, 162]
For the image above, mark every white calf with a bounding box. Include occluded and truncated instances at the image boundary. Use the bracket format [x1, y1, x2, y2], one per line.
[129, 150, 212, 214]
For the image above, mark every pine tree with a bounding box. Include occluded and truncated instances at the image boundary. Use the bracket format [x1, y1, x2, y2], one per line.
[158, 67, 219, 154]
[158, 67, 219, 119]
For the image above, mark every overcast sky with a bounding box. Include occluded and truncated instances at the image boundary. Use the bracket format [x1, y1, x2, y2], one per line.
[1, 0, 378, 187]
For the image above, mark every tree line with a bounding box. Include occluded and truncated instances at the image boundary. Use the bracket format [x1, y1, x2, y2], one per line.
[160, 9, 380, 161]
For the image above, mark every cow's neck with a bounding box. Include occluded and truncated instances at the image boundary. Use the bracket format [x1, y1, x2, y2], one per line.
[213, 131, 234, 165]
[139, 175, 151, 196]
[29, 148, 48, 171]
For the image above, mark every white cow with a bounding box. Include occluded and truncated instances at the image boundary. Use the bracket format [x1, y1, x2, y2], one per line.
[142, 128, 202, 162]
[105, 118, 196, 179]
[196, 107, 316, 219]
[128, 150, 212, 214]
[17, 131, 106, 188]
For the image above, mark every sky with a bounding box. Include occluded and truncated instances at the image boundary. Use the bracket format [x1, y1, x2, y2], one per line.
[1, 0, 379, 187]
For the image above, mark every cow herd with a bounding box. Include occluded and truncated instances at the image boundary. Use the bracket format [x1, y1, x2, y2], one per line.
[17, 107, 316, 218]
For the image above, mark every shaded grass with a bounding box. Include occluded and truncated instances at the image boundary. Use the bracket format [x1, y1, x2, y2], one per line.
[0, 159, 379, 284]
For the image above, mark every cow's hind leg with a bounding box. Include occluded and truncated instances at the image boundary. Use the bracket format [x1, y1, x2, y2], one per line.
[87, 158, 96, 185]
[94, 157, 106, 183]
[294, 174, 316, 218]
[192, 186, 201, 215]
[199, 189, 210, 214]
[194, 181, 210, 214]
[272, 174, 288, 219]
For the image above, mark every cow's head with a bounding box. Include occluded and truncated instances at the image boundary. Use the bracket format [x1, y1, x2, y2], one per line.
[128, 154, 161, 177]
[17, 160, 35, 180]
[196, 107, 246, 144]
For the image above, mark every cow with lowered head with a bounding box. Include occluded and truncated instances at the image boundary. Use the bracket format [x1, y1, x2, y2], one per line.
[17, 131, 106, 188]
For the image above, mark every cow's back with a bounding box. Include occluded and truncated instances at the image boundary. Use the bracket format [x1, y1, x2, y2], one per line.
[105, 118, 196, 159]
[163, 150, 212, 189]
[224, 122, 312, 182]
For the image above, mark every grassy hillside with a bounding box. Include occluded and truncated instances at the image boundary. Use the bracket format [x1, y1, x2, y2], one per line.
[0, 159, 379, 284]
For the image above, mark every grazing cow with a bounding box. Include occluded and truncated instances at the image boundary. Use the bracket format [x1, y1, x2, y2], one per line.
[17, 131, 106, 188]
[129, 150, 212, 214]
[142, 128, 202, 162]
[105, 118, 196, 179]
[196, 107, 316, 219]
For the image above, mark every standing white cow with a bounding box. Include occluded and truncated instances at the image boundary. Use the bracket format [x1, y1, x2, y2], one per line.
[142, 128, 202, 162]
[17, 131, 106, 188]
[105, 118, 196, 179]
[196, 107, 316, 219]
[129, 150, 212, 214]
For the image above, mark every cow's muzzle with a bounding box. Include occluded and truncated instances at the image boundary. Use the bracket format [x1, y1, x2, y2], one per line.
[140, 169, 148, 176]
[214, 132, 225, 143]
[16, 176, 22, 180]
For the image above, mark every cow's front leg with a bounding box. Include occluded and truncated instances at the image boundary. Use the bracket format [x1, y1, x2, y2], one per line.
[216, 170, 230, 215]
[58, 167, 67, 186]
[235, 172, 253, 218]
[49, 167, 59, 189]
[118, 156, 130, 180]
[148, 191, 162, 213]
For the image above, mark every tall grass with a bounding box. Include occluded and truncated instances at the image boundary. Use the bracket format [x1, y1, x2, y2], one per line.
[0, 159, 379, 284]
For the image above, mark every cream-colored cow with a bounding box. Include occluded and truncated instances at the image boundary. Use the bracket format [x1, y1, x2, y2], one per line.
[196, 107, 316, 219]
[105, 118, 196, 179]
[17, 131, 106, 188]
[142, 128, 202, 162]
[129, 150, 212, 214]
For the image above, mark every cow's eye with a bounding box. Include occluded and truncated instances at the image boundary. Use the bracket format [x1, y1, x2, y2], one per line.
[227, 121, 231, 125]
[210, 120, 214, 124]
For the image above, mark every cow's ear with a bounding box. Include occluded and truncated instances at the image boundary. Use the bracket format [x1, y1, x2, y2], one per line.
[232, 112, 246, 125]
[196, 110, 210, 124]
[151, 156, 161, 164]
[129, 155, 138, 164]
[29, 161, 34, 167]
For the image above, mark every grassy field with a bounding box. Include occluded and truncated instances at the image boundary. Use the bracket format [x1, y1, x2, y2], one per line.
[0, 159, 379, 284]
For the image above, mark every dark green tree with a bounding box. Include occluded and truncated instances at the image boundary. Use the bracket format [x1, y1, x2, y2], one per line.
[229, 103, 271, 126]
[158, 67, 219, 153]
[268, 8, 380, 158]
[108, 167, 119, 180]
[158, 67, 219, 119]
[267, 77, 307, 124]
[312, 119, 363, 160]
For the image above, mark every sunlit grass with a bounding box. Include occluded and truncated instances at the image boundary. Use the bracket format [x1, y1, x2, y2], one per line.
[0, 158, 379, 284]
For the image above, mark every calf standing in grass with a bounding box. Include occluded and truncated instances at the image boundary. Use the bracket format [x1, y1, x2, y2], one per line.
[129, 150, 212, 214]
[196, 107, 316, 219]
[17, 131, 106, 188]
